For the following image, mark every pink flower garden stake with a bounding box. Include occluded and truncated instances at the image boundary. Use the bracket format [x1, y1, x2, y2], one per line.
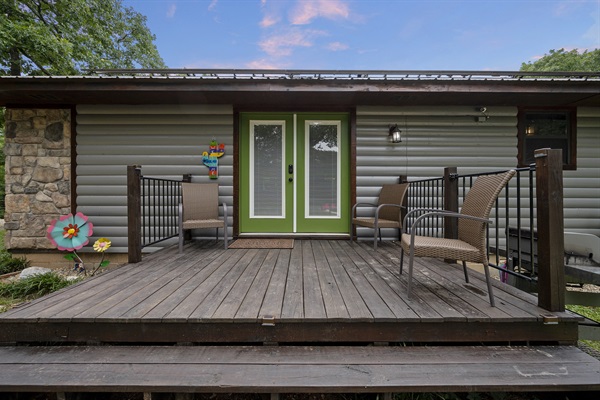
[47, 213, 111, 276]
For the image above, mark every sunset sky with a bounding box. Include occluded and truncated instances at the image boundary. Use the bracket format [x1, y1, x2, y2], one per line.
[123, 0, 600, 70]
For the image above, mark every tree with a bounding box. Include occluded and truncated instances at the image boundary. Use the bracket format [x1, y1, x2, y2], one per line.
[520, 48, 600, 72]
[0, 0, 166, 76]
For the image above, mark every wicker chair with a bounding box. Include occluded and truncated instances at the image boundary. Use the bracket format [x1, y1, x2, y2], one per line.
[178, 182, 228, 253]
[399, 170, 516, 307]
[351, 183, 410, 249]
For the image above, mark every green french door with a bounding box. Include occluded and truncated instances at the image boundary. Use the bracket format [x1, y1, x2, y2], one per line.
[240, 113, 349, 234]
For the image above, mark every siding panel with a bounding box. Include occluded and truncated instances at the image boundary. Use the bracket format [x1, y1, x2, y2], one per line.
[76, 104, 234, 253]
[356, 105, 600, 240]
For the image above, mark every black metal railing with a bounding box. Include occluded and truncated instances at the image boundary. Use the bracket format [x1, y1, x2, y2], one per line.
[140, 175, 183, 248]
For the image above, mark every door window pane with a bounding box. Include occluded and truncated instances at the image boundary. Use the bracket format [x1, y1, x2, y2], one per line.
[251, 122, 284, 217]
[306, 122, 340, 218]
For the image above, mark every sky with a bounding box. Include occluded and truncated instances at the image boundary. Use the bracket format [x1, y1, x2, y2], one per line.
[122, 0, 600, 71]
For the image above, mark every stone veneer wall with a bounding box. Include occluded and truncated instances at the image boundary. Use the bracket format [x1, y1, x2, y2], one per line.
[3, 108, 72, 250]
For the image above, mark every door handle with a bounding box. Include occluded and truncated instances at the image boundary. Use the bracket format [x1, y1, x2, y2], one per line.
[288, 164, 293, 174]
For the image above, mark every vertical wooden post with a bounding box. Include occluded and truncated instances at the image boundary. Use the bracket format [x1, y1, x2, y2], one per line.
[535, 148, 565, 312]
[443, 167, 459, 239]
[443, 167, 458, 263]
[127, 165, 142, 263]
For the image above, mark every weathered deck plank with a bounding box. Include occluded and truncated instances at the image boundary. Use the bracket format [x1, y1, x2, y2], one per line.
[0, 240, 581, 345]
[312, 241, 351, 320]
[0, 345, 597, 393]
[234, 249, 279, 321]
[281, 244, 305, 320]
[319, 240, 374, 320]
[302, 241, 327, 320]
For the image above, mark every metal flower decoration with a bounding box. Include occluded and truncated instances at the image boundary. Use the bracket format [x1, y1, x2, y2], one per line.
[47, 213, 111, 276]
[47, 212, 93, 251]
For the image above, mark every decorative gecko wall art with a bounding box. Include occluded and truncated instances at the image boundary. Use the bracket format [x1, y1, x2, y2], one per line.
[202, 139, 225, 179]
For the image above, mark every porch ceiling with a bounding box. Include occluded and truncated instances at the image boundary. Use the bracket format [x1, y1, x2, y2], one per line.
[1, 73, 599, 107]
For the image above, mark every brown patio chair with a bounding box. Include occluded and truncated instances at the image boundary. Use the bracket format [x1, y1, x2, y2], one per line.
[351, 183, 410, 249]
[399, 170, 516, 307]
[178, 182, 228, 253]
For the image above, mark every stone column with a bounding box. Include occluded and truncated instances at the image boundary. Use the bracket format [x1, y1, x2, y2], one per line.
[4, 109, 72, 250]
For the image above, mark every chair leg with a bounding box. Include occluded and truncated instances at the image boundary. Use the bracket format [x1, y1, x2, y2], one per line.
[462, 261, 470, 283]
[399, 247, 404, 275]
[178, 230, 184, 254]
[223, 223, 228, 249]
[407, 245, 415, 299]
[482, 262, 496, 307]
[373, 228, 378, 249]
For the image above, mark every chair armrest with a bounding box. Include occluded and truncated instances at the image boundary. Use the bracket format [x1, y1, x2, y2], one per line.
[351, 202, 378, 218]
[402, 208, 447, 232]
[406, 210, 491, 235]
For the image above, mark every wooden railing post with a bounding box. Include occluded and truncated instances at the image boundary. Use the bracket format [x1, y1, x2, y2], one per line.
[444, 167, 459, 263]
[443, 167, 459, 239]
[535, 148, 565, 312]
[127, 165, 142, 263]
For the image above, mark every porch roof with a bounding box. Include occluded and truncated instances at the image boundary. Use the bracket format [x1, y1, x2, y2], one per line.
[1, 69, 599, 108]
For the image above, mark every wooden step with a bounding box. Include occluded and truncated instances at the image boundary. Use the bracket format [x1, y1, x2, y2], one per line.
[0, 345, 598, 394]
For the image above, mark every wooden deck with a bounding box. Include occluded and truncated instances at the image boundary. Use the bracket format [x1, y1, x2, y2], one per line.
[0, 239, 581, 345]
[1, 239, 599, 395]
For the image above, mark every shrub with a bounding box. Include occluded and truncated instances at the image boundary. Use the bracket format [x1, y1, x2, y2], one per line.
[0, 272, 77, 299]
[0, 252, 30, 275]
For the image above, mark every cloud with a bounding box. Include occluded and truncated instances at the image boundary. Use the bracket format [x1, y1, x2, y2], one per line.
[326, 42, 348, 51]
[260, 14, 280, 28]
[166, 4, 176, 18]
[290, 0, 350, 25]
[246, 58, 290, 69]
[208, 0, 218, 11]
[259, 28, 324, 56]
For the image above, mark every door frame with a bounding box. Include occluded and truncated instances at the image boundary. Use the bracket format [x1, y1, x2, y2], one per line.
[233, 109, 356, 238]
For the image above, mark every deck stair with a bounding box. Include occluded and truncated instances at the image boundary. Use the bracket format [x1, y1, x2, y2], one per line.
[0, 344, 598, 397]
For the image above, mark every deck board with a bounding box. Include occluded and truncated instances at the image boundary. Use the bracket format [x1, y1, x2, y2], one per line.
[235, 249, 279, 321]
[281, 245, 304, 320]
[330, 240, 397, 321]
[320, 240, 374, 320]
[0, 345, 597, 393]
[302, 241, 328, 320]
[312, 241, 351, 320]
[0, 239, 581, 345]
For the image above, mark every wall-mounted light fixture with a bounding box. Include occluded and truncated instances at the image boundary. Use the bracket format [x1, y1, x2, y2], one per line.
[388, 124, 402, 143]
[476, 106, 489, 122]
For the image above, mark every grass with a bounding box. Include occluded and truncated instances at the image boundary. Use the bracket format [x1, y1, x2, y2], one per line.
[566, 303, 600, 352]
[0, 228, 78, 312]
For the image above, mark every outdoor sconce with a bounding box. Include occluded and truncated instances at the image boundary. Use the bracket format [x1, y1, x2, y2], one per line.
[388, 125, 402, 143]
[476, 106, 489, 122]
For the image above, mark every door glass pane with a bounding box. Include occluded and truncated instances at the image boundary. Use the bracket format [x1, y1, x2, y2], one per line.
[251, 122, 284, 217]
[306, 122, 340, 218]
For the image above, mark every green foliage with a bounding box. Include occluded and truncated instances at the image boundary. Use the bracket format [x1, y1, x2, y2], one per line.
[520, 48, 600, 72]
[0, 272, 78, 299]
[0, 0, 166, 76]
[0, 125, 5, 216]
[566, 304, 600, 352]
[0, 252, 30, 275]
